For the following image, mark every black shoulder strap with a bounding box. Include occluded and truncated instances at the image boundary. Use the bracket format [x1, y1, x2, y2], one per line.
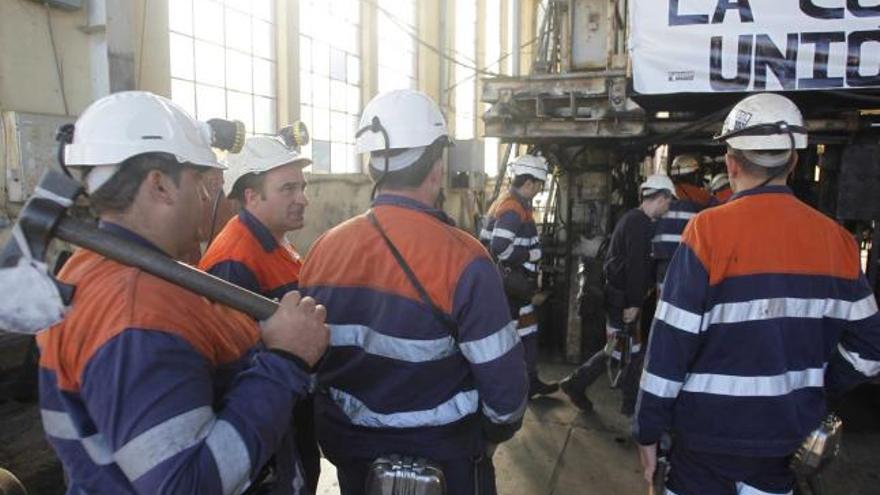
[367, 210, 459, 340]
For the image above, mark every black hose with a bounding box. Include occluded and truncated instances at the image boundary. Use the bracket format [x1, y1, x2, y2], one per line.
[828, 90, 880, 105]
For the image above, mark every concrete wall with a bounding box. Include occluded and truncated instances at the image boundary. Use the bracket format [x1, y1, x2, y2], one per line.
[288, 172, 373, 253]
[0, 1, 93, 116]
[0, 0, 170, 115]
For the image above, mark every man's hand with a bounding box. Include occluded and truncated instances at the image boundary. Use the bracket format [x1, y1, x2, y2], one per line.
[623, 307, 640, 324]
[262, 291, 329, 367]
[638, 443, 657, 486]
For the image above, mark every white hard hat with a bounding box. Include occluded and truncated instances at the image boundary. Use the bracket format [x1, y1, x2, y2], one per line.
[640, 174, 677, 199]
[717, 93, 807, 153]
[709, 173, 730, 193]
[509, 154, 549, 182]
[224, 136, 311, 197]
[356, 89, 450, 172]
[65, 91, 225, 193]
[670, 154, 700, 176]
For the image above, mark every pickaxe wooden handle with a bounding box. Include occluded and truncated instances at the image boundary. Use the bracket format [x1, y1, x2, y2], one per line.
[0, 169, 278, 322]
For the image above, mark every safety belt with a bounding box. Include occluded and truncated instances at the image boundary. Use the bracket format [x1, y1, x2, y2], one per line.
[367, 210, 460, 341]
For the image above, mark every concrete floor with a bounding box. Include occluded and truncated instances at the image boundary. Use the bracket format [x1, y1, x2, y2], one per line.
[317, 362, 650, 495]
[315, 362, 880, 495]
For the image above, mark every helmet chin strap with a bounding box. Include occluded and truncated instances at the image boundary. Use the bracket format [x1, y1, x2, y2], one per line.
[55, 123, 76, 180]
[355, 116, 391, 200]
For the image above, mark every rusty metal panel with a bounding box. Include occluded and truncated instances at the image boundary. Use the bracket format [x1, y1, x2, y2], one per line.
[571, 0, 609, 71]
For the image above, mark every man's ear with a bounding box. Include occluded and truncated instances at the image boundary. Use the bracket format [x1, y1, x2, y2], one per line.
[144, 169, 175, 205]
[243, 187, 262, 208]
[725, 153, 739, 180]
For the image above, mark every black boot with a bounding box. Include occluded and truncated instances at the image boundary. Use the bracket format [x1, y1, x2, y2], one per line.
[528, 376, 559, 398]
[559, 375, 594, 412]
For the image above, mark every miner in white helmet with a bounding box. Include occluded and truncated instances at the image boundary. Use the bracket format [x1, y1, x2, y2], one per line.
[298, 89, 528, 494]
[199, 133, 320, 491]
[480, 154, 558, 398]
[708, 172, 733, 204]
[652, 153, 712, 291]
[37, 91, 328, 494]
[634, 93, 880, 494]
[561, 175, 675, 415]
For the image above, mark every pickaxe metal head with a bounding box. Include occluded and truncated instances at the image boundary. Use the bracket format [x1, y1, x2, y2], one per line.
[0, 170, 82, 334]
[0, 169, 82, 269]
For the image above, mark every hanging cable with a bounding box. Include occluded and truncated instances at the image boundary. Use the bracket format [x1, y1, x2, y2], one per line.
[361, 0, 503, 77]
[44, 2, 69, 116]
[443, 37, 540, 95]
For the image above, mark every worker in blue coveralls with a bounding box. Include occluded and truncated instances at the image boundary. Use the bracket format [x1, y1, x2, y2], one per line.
[200, 134, 320, 493]
[635, 93, 880, 495]
[481, 154, 559, 398]
[37, 91, 329, 495]
[560, 174, 676, 416]
[298, 89, 528, 495]
[652, 153, 711, 293]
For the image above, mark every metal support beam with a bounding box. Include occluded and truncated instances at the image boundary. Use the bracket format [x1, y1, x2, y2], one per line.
[563, 173, 582, 364]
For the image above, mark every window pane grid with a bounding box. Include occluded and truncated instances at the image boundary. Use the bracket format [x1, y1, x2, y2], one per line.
[484, 0, 502, 175]
[377, 0, 416, 93]
[169, 0, 277, 137]
[454, 0, 477, 140]
[299, 0, 362, 174]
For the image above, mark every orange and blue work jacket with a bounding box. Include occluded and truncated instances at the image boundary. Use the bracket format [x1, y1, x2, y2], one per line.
[37, 222, 311, 494]
[299, 194, 528, 461]
[200, 208, 319, 493]
[652, 182, 712, 264]
[200, 209, 303, 300]
[481, 189, 542, 338]
[480, 189, 542, 274]
[635, 186, 880, 457]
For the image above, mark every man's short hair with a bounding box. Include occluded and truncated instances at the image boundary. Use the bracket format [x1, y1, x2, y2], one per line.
[229, 173, 267, 202]
[728, 147, 793, 179]
[369, 138, 446, 189]
[512, 174, 542, 188]
[90, 153, 186, 215]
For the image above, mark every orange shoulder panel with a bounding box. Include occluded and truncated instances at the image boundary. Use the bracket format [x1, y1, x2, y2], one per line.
[198, 216, 256, 271]
[488, 192, 529, 222]
[38, 249, 259, 392]
[199, 216, 302, 290]
[300, 206, 488, 312]
[683, 193, 861, 286]
[676, 183, 712, 207]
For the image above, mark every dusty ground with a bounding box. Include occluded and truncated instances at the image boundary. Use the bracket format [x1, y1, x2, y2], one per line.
[319, 362, 880, 495]
[1, 359, 877, 494]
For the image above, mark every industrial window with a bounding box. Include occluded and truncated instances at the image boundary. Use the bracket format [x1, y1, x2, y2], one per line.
[299, 0, 362, 173]
[484, 0, 502, 175]
[454, 0, 477, 140]
[377, 0, 417, 93]
[168, 0, 277, 136]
